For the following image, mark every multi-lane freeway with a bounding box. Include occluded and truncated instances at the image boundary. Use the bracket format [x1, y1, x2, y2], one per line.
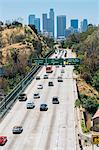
[0, 49, 77, 150]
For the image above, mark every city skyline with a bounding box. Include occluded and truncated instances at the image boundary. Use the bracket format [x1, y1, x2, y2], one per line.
[0, 0, 99, 36]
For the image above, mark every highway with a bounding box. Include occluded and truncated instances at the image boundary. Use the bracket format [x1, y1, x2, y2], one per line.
[0, 49, 77, 150]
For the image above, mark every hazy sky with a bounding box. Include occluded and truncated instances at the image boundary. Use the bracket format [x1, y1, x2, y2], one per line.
[0, 0, 99, 32]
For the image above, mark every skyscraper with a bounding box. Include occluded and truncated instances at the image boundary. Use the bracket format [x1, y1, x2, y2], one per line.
[81, 19, 88, 32]
[49, 9, 54, 37]
[57, 15, 66, 39]
[28, 15, 40, 33]
[34, 18, 40, 32]
[71, 19, 78, 32]
[42, 13, 47, 32]
[28, 15, 35, 25]
[42, 9, 54, 37]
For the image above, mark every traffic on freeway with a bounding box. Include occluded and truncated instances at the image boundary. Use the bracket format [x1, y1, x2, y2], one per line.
[0, 49, 77, 150]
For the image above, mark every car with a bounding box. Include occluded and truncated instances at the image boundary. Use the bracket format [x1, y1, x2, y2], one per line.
[33, 93, 40, 99]
[0, 136, 7, 146]
[57, 76, 63, 82]
[18, 93, 27, 101]
[37, 84, 43, 89]
[40, 104, 48, 111]
[26, 101, 35, 109]
[36, 76, 40, 80]
[48, 81, 54, 86]
[12, 126, 23, 134]
[56, 65, 59, 68]
[52, 96, 59, 104]
[62, 64, 65, 67]
[43, 74, 48, 79]
[61, 69, 65, 73]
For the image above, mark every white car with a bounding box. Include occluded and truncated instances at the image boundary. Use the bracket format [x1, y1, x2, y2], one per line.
[33, 93, 40, 99]
[57, 76, 63, 82]
[37, 84, 43, 89]
[26, 101, 35, 109]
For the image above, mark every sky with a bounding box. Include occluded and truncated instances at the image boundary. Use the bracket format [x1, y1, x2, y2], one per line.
[0, 0, 99, 35]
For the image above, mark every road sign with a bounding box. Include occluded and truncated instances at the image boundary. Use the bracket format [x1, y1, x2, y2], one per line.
[32, 59, 45, 65]
[47, 58, 64, 65]
[64, 58, 80, 65]
[32, 58, 64, 65]
[32, 58, 80, 66]
[92, 135, 99, 144]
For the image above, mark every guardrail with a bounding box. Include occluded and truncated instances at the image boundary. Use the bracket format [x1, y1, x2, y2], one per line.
[0, 49, 54, 120]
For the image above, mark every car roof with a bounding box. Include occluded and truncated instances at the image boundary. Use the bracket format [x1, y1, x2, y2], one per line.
[53, 96, 58, 98]
[40, 103, 47, 106]
[13, 126, 22, 128]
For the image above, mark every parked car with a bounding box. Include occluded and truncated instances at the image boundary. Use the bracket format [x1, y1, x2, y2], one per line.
[57, 76, 63, 82]
[26, 101, 35, 109]
[48, 81, 54, 86]
[52, 96, 59, 104]
[18, 93, 27, 101]
[36, 76, 40, 80]
[33, 93, 40, 99]
[40, 104, 48, 111]
[43, 74, 48, 79]
[12, 126, 23, 134]
[0, 136, 7, 145]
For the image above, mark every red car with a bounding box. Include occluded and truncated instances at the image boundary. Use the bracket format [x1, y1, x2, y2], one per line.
[0, 136, 7, 145]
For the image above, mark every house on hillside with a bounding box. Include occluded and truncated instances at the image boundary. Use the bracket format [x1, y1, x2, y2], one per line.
[92, 109, 99, 132]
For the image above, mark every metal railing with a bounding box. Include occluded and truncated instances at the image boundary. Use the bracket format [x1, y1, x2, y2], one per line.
[0, 49, 54, 120]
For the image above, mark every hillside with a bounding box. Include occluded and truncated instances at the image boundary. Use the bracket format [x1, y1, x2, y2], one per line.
[0, 25, 54, 95]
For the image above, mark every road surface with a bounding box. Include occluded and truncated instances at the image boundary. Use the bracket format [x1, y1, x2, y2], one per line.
[0, 49, 77, 150]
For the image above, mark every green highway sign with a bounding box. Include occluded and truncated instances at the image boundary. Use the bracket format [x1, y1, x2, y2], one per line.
[32, 58, 80, 65]
[64, 58, 80, 65]
[32, 59, 45, 65]
[47, 58, 64, 65]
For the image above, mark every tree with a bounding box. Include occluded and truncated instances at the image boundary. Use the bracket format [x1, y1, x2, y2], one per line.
[28, 25, 38, 35]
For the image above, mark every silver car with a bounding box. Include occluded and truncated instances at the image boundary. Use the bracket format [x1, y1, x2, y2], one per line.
[12, 126, 23, 134]
[26, 101, 35, 109]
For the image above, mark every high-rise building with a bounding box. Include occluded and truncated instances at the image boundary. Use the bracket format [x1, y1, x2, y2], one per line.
[42, 13, 47, 32]
[28, 15, 35, 25]
[49, 9, 54, 37]
[34, 18, 40, 32]
[71, 19, 78, 32]
[81, 19, 88, 32]
[42, 9, 54, 37]
[28, 15, 40, 33]
[57, 15, 66, 39]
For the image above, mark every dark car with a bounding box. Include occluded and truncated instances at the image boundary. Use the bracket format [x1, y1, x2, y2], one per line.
[48, 81, 54, 86]
[62, 64, 65, 67]
[0, 136, 7, 146]
[36, 76, 40, 80]
[12, 126, 23, 134]
[52, 96, 59, 104]
[40, 104, 48, 111]
[18, 93, 27, 101]
[43, 74, 48, 79]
